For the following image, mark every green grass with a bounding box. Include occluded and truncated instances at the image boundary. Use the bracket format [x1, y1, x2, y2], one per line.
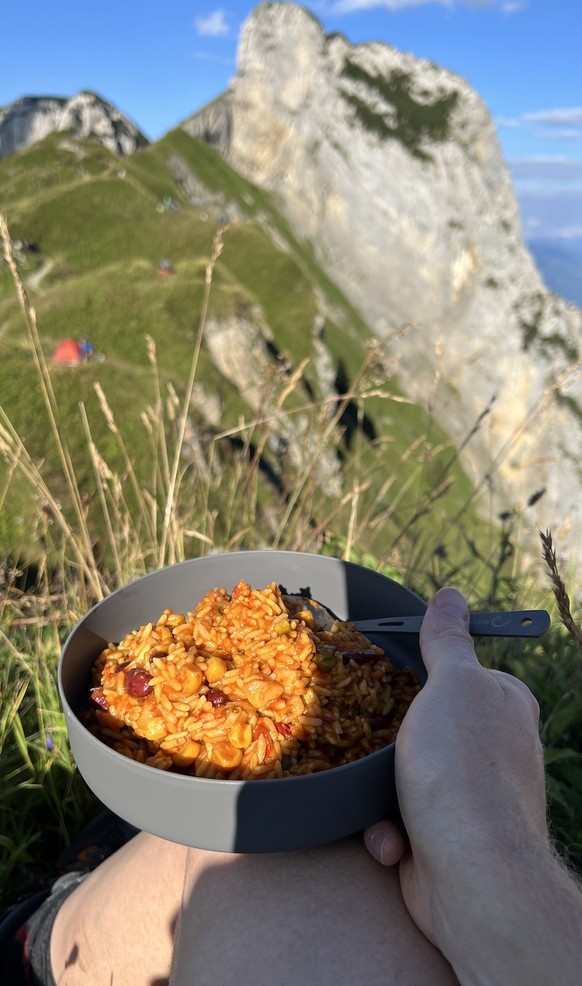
[1, 128, 502, 570]
[0, 132, 116, 209]
[341, 61, 458, 158]
[482, 622, 582, 872]
[2, 132, 580, 911]
[1, 507, 581, 912]
[0, 610, 100, 904]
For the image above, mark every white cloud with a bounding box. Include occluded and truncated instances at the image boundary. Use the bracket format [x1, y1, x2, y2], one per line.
[523, 108, 582, 127]
[538, 129, 581, 142]
[495, 116, 523, 129]
[509, 157, 582, 237]
[555, 227, 582, 239]
[509, 157, 582, 186]
[497, 108, 582, 143]
[329, 0, 526, 12]
[193, 50, 235, 65]
[194, 10, 229, 37]
[330, 0, 442, 10]
[517, 187, 582, 239]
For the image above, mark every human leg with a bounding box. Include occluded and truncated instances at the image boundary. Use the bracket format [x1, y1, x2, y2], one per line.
[170, 835, 459, 986]
[50, 829, 459, 986]
[50, 832, 188, 986]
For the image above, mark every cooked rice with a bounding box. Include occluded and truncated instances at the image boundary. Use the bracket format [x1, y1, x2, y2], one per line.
[86, 580, 420, 780]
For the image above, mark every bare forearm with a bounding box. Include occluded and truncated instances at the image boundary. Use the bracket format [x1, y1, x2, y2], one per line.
[438, 849, 582, 986]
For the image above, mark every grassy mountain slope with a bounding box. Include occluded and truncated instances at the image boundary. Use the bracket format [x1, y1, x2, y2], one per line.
[0, 129, 496, 590]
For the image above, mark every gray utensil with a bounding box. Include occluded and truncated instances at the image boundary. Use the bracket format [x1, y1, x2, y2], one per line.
[59, 551, 428, 854]
[355, 610, 550, 638]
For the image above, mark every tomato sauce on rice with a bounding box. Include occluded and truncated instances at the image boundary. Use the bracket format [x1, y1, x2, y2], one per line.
[87, 580, 419, 779]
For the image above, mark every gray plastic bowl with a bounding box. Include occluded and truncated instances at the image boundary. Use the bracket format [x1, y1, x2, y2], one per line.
[58, 550, 426, 853]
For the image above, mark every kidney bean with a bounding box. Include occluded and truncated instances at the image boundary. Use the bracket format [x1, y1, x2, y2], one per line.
[206, 688, 229, 708]
[90, 688, 108, 710]
[341, 649, 383, 665]
[148, 650, 167, 662]
[125, 668, 154, 698]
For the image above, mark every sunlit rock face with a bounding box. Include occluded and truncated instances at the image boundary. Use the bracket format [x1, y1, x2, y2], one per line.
[0, 92, 148, 158]
[185, 2, 582, 556]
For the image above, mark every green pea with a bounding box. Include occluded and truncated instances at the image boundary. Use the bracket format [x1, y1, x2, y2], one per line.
[315, 645, 337, 670]
[273, 619, 292, 636]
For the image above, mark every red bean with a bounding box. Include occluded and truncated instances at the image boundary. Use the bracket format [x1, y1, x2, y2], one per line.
[206, 688, 228, 708]
[148, 650, 167, 661]
[341, 649, 383, 665]
[125, 668, 154, 698]
[90, 688, 108, 710]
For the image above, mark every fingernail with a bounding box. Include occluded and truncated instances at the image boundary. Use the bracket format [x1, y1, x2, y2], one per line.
[431, 587, 468, 619]
[365, 828, 386, 862]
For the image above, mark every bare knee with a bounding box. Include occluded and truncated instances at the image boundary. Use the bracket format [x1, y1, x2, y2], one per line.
[51, 833, 187, 986]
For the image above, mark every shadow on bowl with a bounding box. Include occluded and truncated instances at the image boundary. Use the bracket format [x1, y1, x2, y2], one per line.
[59, 551, 427, 853]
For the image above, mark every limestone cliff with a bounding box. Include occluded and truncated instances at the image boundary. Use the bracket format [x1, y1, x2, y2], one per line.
[0, 92, 148, 158]
[184, 2, 582, 555]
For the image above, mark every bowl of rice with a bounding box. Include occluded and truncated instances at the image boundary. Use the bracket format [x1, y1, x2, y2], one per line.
[59, 550, 426, 852]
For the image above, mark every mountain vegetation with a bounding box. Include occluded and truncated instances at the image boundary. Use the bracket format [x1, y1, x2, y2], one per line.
[0, 126, 496, 590]
[1, 2, 580, 914]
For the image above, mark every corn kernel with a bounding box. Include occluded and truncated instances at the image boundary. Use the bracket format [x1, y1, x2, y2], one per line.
[211, 741, 243, 770]
[229, 723, 253, 749]
[172, 740, 201, 767]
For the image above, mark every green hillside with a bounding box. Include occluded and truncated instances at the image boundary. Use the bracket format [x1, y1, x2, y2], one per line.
[0, 128, 496, 589]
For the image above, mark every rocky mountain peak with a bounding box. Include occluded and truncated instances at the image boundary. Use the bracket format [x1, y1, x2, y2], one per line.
[185, 2, 582, 558]
[0, 91, 148, 159]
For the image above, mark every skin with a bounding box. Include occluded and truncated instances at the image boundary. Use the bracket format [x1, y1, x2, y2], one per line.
[50, 586, 582, 985]
[50, 833, 188, 986]
[170, 836, 459, 986]
[364, 587, 582, 985]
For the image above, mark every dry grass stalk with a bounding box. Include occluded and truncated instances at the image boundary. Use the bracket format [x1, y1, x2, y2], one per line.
[145, 334, 171, 493]
[272, 348, 381, 548]
[343, 398, 365, 561]
[540, 529, 582, 647]
[158, 228, 225, 567]
[0, 409, 103, 590]
[1, 213, 106, 600]
[454, 363, 582, 525]
[78, 403, 123, 583]
[93, 382, 156, 545]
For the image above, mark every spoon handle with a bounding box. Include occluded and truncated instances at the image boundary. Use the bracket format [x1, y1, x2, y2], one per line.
[354, 610, 551, 638]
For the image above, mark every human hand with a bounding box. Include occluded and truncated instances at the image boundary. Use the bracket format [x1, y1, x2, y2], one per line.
[364, 586, 549, 953]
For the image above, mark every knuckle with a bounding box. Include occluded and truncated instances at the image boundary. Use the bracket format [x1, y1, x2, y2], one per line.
[488, 669, 540, 721]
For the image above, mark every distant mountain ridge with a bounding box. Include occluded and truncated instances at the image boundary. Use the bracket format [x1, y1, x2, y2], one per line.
[528, 238, 582, 308]
[0, 91, 148, 158]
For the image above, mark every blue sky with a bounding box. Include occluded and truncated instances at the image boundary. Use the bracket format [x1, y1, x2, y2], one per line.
[2, 0, 581, 240]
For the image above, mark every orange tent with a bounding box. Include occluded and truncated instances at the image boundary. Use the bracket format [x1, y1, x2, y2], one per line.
[53, 338, 83, 366]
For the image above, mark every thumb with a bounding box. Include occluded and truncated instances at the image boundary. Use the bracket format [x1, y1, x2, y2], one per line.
[419, 586, 477, 676]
